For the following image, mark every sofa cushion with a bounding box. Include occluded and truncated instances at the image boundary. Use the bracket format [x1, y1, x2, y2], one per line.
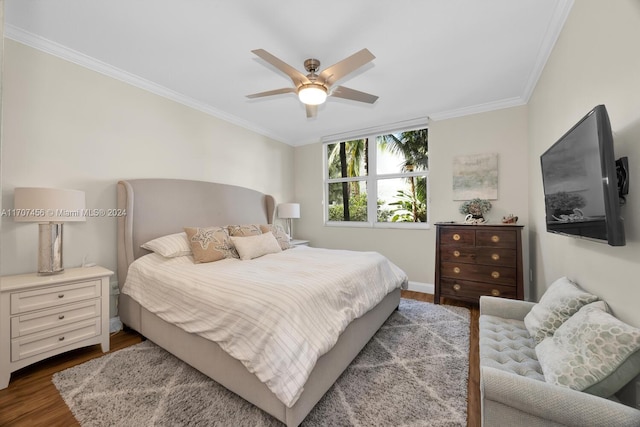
[524, 277, 599, 344]
[536, 301, 640, 398]
[480, 314, 544, 381]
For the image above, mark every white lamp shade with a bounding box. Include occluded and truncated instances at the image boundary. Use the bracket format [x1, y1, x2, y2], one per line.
[14, 187, 86, 222]
[278, 203, 300, 219]
[298, 85, 327, 105]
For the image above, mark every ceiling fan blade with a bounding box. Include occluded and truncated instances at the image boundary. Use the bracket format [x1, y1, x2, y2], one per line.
[305, 104, 317, 118]
[318, 48, 375, 87]
[246, 87, 296, 99]
[330, 86, 378, 104]
[251, 49, 310, 87]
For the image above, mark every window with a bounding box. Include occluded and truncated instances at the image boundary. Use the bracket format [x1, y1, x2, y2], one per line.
[324, 125, 429, 228]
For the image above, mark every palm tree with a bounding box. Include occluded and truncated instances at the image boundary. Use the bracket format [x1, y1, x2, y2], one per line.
[327, 139, 368, 220]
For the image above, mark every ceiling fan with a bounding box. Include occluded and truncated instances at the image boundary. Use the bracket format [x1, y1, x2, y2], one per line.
[247, 48, 378, 118]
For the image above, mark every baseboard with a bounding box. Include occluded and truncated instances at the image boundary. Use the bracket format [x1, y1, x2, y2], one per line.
[407, 281, 434, 295]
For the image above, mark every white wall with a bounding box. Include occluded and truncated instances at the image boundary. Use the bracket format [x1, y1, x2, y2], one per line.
[293, 105, 529, 289]
[528, 0, 640, 326]
[0, 40, 294, 279]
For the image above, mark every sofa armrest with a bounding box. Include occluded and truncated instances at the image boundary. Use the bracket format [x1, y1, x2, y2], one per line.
[481, 366, 640, 427]
[479, 296, 536, 321]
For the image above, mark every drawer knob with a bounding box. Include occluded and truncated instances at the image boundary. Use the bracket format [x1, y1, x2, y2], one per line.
[452, 233, 461, 241]
[58, 336, 65, 341]
[58, 294, 65, 299]
[58, 315, 65, 320]
[453, 250, 460, 257]
[491, 289, 501, 297]
[491, 271, 500, 279]
[453, 283, 461, 291]
[491, 235, 500, 243]
[453, 267, 461, 274]
[491, 253, 500, 261]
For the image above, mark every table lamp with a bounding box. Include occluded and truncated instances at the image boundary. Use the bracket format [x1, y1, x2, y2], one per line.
[278, 203, 300, 238]
[14, 187, 86, 275]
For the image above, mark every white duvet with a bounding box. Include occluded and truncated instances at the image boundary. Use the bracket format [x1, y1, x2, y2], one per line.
[122, 246, 407, 407]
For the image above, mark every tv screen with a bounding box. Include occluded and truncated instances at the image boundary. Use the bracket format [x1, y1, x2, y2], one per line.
[540, 104, 626, 246]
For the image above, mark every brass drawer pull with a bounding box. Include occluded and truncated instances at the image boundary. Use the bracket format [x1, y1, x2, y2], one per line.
[453, 267, 461, 274]
[452, 233, 461, 241]
[58, 336, 65, 342]
[453, 283, 461, 291]
[491, 253, 500, 261]
[58, 315, 65, 320]
[491, 271, 500, 279]
[491, 235, 500, 243]
[58, 294, 65, 299]
[453, 250, 460, 257]
[491, 289, 501, 296]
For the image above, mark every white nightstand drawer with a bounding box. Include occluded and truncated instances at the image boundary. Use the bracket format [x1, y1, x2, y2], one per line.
[10, 279, 101, 315]
[11, 318, 101, 362]
[10, 300, 101, 338]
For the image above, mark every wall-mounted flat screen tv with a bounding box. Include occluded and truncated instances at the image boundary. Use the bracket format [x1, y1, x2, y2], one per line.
[540, 104, 627, 246]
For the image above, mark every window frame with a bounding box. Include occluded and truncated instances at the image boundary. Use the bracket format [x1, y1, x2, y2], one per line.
[322, 121, 430, 230]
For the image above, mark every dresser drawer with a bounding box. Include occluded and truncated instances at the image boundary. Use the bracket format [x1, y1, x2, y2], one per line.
[440, 278, 518, 301]
[476, 230, 517, 248]
[11, 317, 101, 362]
[440, 261, 517, 286]
[10, 279, 101, 315]
[439, 247, 517, 267]
[11, 300, 101, 338]
[440, 229, 475, 246]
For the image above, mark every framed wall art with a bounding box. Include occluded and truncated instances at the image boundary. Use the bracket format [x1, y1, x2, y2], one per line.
[452, 153, 498, 200]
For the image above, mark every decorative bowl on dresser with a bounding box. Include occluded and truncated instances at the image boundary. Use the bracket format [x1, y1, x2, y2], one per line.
[0, 266, 113, 389]
[434, 223, 524, 304]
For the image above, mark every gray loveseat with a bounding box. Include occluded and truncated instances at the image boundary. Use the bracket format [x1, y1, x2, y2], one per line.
[479, 296, 640, 427]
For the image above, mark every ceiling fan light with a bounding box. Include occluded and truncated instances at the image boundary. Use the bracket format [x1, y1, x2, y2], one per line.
[298, 85, 327, 105]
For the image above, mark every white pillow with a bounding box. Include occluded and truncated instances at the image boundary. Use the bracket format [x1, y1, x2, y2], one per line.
[536, 301, 640, 397]
[141, 232, 192, 258]
[229, 232, 282, 260]
[524, 277, 599, 344]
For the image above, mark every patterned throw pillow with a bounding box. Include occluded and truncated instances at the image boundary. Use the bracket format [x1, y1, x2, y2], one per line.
[524, 277, 599, 344]
[536, 301, 640, 397]
[227, 224, 263, 237]
[230, 232, 282, 260]
[259, 224, 291, 250]
[184, 226, 237, 263]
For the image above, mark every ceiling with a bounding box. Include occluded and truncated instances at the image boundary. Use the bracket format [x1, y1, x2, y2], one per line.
[4, 0, 573, 146]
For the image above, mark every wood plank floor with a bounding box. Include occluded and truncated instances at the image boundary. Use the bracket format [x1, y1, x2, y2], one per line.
[0, 291, 480, 427]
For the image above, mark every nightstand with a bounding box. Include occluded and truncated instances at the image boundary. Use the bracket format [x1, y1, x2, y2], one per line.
[290, 239, 310, 247]
[0, 266, 113, 389]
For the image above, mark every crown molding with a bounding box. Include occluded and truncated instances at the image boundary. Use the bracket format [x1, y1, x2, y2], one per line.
[428, 96, 526, 122]
[4, 24, 290, 145]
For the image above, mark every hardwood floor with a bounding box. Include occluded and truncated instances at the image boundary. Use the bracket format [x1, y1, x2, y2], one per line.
[0, 292, 480, 427]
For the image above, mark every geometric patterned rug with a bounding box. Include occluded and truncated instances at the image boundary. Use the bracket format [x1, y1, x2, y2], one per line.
[53, 299, 470, 426]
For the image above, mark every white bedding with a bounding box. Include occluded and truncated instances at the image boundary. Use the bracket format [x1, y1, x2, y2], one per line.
[122, 246, 407, 407]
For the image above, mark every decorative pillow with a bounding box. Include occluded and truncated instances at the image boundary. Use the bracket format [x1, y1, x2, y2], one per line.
[524, 277, 599, 344]
[184, 226, 237, 263]
[141, 232, 192, 258]
[227, 224, 263, 237]
[260, 224, 291, 250]
[229, 232, 282, 260]
[536, 301, 640, 398]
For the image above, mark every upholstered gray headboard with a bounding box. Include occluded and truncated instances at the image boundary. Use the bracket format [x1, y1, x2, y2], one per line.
[116, 179, 275, 287]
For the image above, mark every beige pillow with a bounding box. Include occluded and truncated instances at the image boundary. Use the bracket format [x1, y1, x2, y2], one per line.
[227, 224, 262, 237]
[260, 224, 291, 250]
[184, 226, 237, 263]
[524, 277, 599, 344]
[141, 232, 192, 258]
[229, 232, 282, 260]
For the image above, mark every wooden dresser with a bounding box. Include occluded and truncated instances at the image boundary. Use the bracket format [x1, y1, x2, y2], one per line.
[434, 223, 524, 304]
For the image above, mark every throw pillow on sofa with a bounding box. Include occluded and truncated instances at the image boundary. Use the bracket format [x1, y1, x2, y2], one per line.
[536, 301, 640, 398]
[524, 277, 599, 344]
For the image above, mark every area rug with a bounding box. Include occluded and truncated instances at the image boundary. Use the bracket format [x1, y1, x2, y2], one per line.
[53, 299, 470, 426]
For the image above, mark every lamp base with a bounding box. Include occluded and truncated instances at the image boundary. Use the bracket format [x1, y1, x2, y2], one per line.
[38, 223, 64, 275]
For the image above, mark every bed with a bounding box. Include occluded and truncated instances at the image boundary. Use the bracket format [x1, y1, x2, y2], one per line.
[116, 178, 405, 426]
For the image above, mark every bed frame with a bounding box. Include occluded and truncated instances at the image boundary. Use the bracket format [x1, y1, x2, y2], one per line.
[116, 179, 401, 427]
